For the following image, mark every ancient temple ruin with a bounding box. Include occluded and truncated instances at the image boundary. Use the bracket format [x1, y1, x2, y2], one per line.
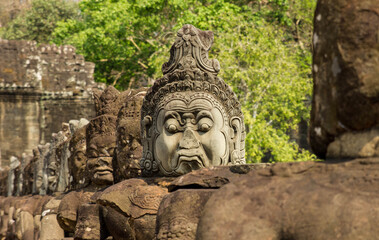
[0, 39, 103, 164]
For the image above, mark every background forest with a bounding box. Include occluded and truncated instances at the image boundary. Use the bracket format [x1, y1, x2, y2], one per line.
[0, 0, 317, 163]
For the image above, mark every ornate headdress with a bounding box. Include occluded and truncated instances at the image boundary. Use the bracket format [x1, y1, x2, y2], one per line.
[141, 24, 242, 121]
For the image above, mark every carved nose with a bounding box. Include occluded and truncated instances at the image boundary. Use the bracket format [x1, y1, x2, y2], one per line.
[96, 157, 110, 167]
[179, 128, 200, 149]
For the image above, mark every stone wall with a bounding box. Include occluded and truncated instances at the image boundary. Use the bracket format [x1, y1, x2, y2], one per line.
[0, 39, 102, 165]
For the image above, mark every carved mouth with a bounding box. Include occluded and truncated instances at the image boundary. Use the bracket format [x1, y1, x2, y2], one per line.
[175, 153, 205, 173]
[94, 167, 113, 175]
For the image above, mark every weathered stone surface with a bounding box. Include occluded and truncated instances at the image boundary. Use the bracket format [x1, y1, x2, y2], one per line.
[0, 167, 9, 196]
[15, 210, 34, 240]
[97, 178, 169, 240]
[74, 203, 106, 240]
[156, 189, 215, 240]
[57, 190, 94, 233]
[168, 164, 271, 192]
[310, 0, 379, 158]
[196, 159, 379, 240]
[0, 39, 95, 91]
[40, 197, 65, 240]
[327, 127, 379, 158]
[154, 164, 270, 240]
[40, 214, 64, 240]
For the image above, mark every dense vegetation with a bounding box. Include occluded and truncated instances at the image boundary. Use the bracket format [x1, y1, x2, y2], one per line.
[0, 0, 79, 43]
[0, 0, 317, 163]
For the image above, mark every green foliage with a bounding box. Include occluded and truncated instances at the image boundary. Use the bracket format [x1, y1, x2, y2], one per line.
[51, 0, 317, 162]
[0, 0, 79, 43]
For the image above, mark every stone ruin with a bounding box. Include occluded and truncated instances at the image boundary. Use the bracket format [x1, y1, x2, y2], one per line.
[0, 1, 377, 238]
[0, 39, 104, 165]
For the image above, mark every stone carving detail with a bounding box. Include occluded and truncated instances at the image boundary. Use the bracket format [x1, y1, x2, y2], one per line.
[141, 24, 245, 176]
[162, 24, 220, 75]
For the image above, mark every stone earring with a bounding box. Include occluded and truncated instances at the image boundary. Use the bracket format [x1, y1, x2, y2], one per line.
[140, 151, 158, 176]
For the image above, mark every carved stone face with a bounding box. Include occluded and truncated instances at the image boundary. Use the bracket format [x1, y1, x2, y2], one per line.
[68, 126, 87, 187]
[47, 162, 58, 192]
[115, 91, 145, 180]
[154, 93, 229, 175]
[116, 121, 142, 179]
[86, 134, 116, 186]
[70, 148, 86, 184]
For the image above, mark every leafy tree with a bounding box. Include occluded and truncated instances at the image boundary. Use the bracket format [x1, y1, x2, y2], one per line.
[0, 0, 79, 43]
[52, 0, 317, 162]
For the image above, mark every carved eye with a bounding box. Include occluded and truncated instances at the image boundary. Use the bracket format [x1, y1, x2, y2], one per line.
[167, 124, 178, 133]
[49, 169, 56, 176]
[88, 149, 98, 158]
[165, 118, 180, 134]
[107, 147, 115, 156]
[198, 118, 213, 132]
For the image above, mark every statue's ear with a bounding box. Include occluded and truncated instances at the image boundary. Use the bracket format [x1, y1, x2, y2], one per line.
[92, 88, 102, 114]
[141, 115, 157, 175]
[142, 115, 152, 140]
[230, 117, 244, 164]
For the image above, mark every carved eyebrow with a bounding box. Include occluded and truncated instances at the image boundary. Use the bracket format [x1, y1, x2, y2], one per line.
[196, 110, 213, 122]
[164, 111, 184, 125]
[89, 144, 98, 151]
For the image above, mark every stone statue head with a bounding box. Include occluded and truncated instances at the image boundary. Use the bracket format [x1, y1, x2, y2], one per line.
[140, 24, 245, 176]
[46, 130, 67, 194]
[86, 115, 117, 187]
[35, 143, 50, 195]
[84, 86, 125, 187]
[115, 89, 146, 180]
[93, 86, 122, 116]
[68, 125, 88, 189]
[22, 149, 38, 195]
[46, 161, 58, 192]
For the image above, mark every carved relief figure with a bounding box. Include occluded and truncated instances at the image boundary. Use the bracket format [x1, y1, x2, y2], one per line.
[140, 24, 245, 176]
